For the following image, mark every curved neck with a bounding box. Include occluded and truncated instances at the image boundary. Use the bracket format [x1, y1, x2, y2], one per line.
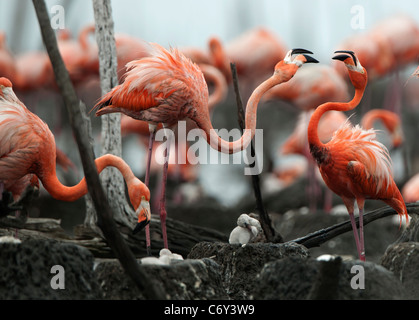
[78, 25, 95, 50]
[40, 154, 135, 202]
[200, 64, 228, 112]
[196, 75, 283, 154]
[361, 110, 387, 130]
[308, 86, 365, 149]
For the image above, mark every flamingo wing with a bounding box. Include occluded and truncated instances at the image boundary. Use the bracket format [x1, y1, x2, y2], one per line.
[346, 160, 379, 196]
[94, 43, 209, 125]
[0, 98, 53, 183]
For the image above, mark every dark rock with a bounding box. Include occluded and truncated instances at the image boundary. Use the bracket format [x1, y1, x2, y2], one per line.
[187, 241, 309, 299]
[253, 256, 407, 299]
[0, 238, 101, 299]
[94, 257, 227, 300]
[381, 242, 419, 299]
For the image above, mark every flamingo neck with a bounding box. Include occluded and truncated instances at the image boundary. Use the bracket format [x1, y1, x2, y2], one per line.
[201, 65, 227, 112]
[361, 110, 390, 130]
[40, 154, 135, 202]
[78, 25, 94, 51]
[198, 75, 282, 154]
[308, 86, 364, 150]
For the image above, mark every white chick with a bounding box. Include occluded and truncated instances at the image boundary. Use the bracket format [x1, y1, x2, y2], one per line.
[140, 248, 184, 266]
[0, 236, 21, 244]
[229, 213, 261, 246]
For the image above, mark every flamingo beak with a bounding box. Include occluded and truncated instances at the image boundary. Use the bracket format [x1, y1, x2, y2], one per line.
[133, 199, 151, 234]
[332, 54, 351, 62]
[291, 48, 319, 64]
[334, 50, 357, 65]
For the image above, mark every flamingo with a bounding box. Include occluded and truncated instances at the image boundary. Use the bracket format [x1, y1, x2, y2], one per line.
[370, 14, 419, 70]
[0, 147, 75, 213]
[13, 51, 54, 91]
[334, 14, 419, 81]
[308, 50, 409, 261]
[225, 28, 288, 84]
[333, 32, 394, 81]
[77, 24, 99, 77]
[93, 44, 318, 251]
[114, 33, 152, 81]
[282, 109, 404, 163]
[281, 108, 403, 212]
[270, 64, 349, 212]
[180, 36, 233, 84]
[57, 26, 98, 84]
[0, 77, 151, 229]
[360, 109, 404, 149]
[120, 62, 227, 186]
[280, 110, 347, 212]
[197, 28, 289, 98]
[402, 173, 419, 203]
[0, 32, 16, 81]
[263, 64, 349, 111]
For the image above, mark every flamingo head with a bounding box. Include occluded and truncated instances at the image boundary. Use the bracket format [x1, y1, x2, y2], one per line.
[380, 111, 404, 148]
[274, 48, 318, 82]
[131, 181, 151, 235]
[333, 50, 367, 90]
[391, 125, 404, 149]
[208, 37, 230, 80]
[0, 77, 13, 98]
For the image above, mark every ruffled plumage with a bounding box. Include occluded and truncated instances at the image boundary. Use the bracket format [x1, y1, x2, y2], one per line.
[328, 120, 393, 194]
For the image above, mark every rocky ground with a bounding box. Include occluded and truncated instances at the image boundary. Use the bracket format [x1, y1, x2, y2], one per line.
[0, 197, 418, 300]
[1, 89, 418, 301]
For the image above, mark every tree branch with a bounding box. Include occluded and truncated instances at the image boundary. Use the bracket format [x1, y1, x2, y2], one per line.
[291, 202, 419, 248]
[230, 63, 281, 243]
[84, 0, 135, 231]
[32, 0, 164, 299]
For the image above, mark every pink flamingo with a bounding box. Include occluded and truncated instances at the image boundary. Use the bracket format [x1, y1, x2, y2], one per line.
[0, 77, 151, 229]
[93, 44, 318, 251]
[308, 50, 408, 261]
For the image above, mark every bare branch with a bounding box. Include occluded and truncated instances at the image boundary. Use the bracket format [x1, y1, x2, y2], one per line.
[32, 0, 164, 299]
[230, 63, 281, 243]
[291, 203, 419, 248]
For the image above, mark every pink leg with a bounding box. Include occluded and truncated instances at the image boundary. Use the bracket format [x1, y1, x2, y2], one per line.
[323, 188, 333, 214]
[307, 158, 318, 213]
[159, 132, 171, 249]
[144, 125, 156, 256]
[343, 198, 363, 261]
[348, 211, 363, 261]
[357, 199, 366, 261]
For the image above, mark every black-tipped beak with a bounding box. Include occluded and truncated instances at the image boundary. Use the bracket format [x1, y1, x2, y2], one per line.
[334, 50, 357, 65]
[291, 48, 313, 55]
[303, 55, 319, 64]
[133, 219, 150, 235]
[332, 54, 350, 62]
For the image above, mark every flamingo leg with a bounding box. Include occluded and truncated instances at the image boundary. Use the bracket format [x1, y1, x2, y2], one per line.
[144, 124, 156, 256]
[159, 128, 172, 249]
[307, 158, 319, 213]
[304, 113, 318, 214]
[348, 211, 362, 261]
[323, 188, 333, 214]
[343, 198, 363, 261]
[357, 199, 366, 261]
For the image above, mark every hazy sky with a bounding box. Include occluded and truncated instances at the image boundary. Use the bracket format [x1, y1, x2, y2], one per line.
[1, 0, 418, 205]
[1, 0, 419, 63]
